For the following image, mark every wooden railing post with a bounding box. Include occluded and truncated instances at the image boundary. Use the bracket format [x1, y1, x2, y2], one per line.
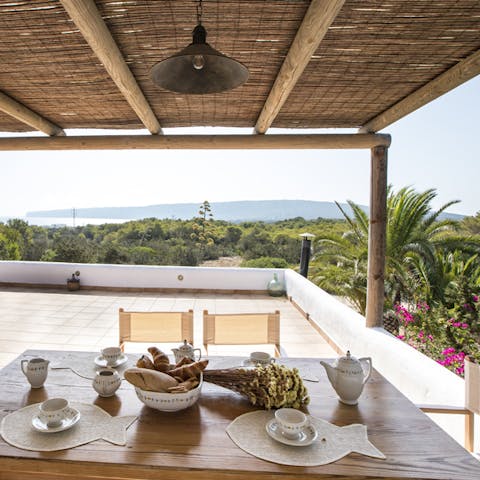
[366, 146, 388, 328]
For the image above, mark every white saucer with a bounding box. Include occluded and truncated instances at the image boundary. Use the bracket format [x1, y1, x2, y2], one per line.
[265, 419, 318, 446]
[32, 408, 81, 433]
[94, 354, 128, 368]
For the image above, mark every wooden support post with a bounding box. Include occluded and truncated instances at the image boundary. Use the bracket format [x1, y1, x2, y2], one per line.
[366, 146, 388, 328]
[465, 411, 474, 452]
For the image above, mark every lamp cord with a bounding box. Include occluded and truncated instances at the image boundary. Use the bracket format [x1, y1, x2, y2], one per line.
[196, 0, 203, 25]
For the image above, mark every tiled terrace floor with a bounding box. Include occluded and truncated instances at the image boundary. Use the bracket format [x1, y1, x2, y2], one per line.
[0, 287, 337, 368]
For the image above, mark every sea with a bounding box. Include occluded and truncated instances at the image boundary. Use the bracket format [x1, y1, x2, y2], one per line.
[0, 216, 132, 227]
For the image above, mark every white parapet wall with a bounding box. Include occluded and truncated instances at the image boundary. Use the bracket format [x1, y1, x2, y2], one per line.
[0, 261, 285, 292]
[284, 269, 465, 407]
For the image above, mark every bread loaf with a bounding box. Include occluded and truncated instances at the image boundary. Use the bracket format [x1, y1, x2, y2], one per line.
[147, 346, 170, 372]
[167, 359, 209, 381]
[124, 367, 178, 392]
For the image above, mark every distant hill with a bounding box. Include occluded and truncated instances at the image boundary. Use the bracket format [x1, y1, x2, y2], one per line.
[27, 200, 465, 223]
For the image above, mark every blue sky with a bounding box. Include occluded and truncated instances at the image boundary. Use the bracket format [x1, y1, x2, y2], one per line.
[1, 75, 479, 217]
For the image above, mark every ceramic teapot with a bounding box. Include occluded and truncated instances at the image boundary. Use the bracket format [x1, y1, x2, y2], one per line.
[320, 351, 372, 405]
[172, 340, 201, 364]
[93, 368, 122, 397]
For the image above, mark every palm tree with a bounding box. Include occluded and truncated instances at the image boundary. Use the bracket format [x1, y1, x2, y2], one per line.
[410, 251, 480, 305]
[311, 186, 477, 314]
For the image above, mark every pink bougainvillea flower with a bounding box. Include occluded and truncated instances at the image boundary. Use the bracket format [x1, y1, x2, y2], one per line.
[442, 347, 455, 356]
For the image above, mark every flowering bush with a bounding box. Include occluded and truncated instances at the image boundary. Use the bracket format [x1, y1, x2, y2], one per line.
[393, 296, 480, 377]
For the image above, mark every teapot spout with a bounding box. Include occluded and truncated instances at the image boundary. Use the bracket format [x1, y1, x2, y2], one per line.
[320, 360, 337, 388]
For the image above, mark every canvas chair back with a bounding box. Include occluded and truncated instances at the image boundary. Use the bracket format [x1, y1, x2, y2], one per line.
[203, 310, 280, 356]
[119, 308, 194, 350]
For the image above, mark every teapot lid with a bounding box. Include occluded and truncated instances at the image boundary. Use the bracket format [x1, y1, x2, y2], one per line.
[178, 339, 193, 351]
[337, 350, 360, 366]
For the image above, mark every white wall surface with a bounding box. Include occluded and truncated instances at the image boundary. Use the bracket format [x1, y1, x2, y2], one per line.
[284, 269, 465, 407]
[0, 261, 285, 291]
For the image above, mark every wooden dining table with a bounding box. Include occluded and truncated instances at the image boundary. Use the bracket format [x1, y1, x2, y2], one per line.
[0, 349, 479, 480]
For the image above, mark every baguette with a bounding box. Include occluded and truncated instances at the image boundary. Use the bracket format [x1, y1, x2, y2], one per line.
[124, 367, 178, 392]
[167, 377, 200, 393]
[167, 359, 209, 381]
[174, 356, 192, 368]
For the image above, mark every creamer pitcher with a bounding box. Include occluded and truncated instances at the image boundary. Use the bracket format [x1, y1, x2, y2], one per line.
[21, 357, 49, 388]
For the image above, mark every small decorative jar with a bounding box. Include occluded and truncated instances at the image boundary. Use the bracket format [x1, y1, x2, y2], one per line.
[93, 369, 121, 397]
[268, 273, 285, 297]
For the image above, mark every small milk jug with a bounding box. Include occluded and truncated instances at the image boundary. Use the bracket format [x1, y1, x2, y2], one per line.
[93, 369, 122, 397]
[21, 357, 49, 388]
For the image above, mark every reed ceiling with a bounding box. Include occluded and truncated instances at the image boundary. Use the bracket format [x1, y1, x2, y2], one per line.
[0, 0, 479, 134]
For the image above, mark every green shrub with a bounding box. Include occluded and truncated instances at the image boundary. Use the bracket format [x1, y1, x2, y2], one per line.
[241, 257, 289, 268]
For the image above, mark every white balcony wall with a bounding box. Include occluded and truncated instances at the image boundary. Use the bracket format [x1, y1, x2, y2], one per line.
[0, 261, 284, 291]
[284, 269, 465, 407]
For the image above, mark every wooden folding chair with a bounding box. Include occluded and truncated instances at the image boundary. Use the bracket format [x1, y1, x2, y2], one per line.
[419, 356, 479, 452]
[119, 308, 194, 351]
[203, 310, 280, 356]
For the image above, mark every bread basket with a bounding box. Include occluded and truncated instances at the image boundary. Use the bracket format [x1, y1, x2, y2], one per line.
[134, 375, 202, 412]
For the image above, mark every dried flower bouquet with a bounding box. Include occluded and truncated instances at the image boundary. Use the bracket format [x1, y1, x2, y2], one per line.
[203, 363, 309, 409]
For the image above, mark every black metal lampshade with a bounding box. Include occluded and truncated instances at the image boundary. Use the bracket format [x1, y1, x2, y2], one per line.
[151, 24, 248, 94]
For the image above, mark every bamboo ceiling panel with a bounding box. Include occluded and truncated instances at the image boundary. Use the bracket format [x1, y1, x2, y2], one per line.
[96, 0, 308, 128]
[0, 0, 478, 133]
[0, 0, 145, 131]
[275, 0, 480, 128]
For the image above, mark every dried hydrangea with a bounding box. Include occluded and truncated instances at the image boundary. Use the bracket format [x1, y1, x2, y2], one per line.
[203, 363, 309, 409]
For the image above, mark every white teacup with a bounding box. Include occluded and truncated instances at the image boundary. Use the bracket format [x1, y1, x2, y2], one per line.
[275, 408, 308, 439]
[250, 351, 275, 366]
[38, 398, 71, 428]
[101, 347, 122, 366]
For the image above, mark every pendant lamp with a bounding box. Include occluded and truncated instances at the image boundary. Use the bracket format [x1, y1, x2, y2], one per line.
[151, 0, 248, 94]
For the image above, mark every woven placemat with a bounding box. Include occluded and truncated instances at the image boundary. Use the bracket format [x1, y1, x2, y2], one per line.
[226, 410, 385, 466]
[0, 401, 137, 452]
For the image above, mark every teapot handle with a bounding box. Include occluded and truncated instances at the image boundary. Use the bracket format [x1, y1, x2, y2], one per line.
[193, 348, 202, 361]
[358, 357, 372, 384]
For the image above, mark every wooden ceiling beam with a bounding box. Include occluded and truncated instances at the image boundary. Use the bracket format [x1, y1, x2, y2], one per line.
[0, 91, 64, 136]
[60, 0, 162, 135]
[254, 0, 345, 134]
[360, 48, 480, 133]
[0, 133, 391, 151]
